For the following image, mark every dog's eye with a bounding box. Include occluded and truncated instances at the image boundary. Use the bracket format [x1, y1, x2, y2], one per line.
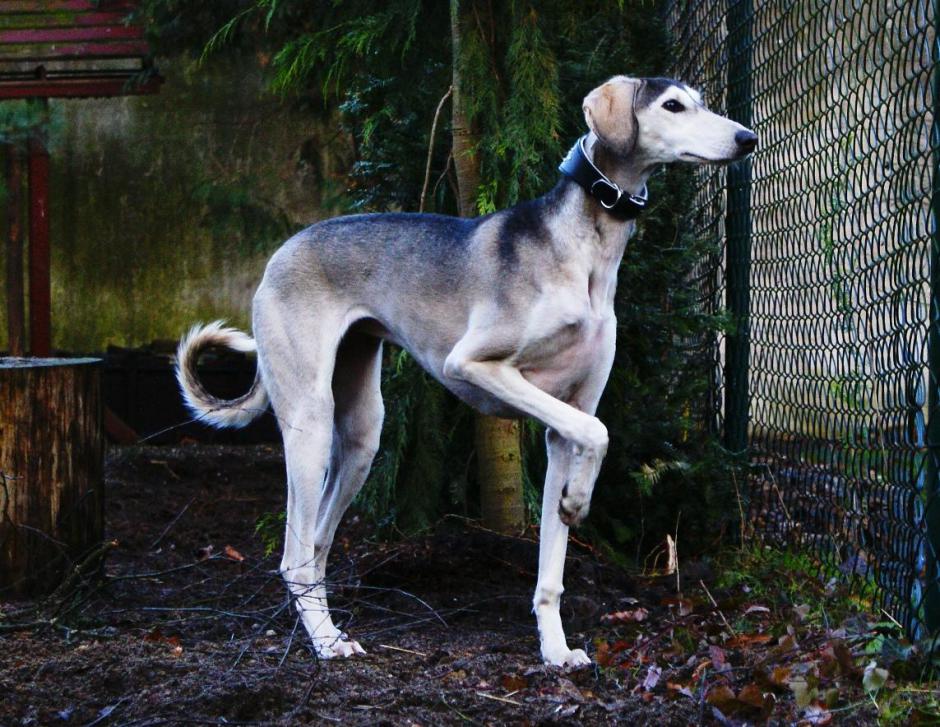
[662, 99, 685, 113]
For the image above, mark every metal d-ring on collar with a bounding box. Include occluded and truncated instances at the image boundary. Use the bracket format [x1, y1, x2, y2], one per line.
[558, 135, 648, 220]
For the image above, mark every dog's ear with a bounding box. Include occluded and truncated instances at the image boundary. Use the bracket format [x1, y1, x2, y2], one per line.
[583, 76, 642, 155]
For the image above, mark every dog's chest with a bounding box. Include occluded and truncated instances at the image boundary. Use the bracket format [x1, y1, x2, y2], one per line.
[518, 309, 611, 400]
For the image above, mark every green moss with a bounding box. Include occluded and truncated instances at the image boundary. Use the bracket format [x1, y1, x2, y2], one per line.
[0, 53, 348, 352]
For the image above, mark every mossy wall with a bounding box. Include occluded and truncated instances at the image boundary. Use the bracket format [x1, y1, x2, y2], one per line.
[0, 53, 349, 352]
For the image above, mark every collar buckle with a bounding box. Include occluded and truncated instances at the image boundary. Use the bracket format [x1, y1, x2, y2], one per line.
[590, 179, 623, 209]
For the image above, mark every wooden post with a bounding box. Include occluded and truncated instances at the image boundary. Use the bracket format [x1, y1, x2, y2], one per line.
[0, 357, 104, 595]
[5, 142, 25, 355]
[28, 125, 51, 357]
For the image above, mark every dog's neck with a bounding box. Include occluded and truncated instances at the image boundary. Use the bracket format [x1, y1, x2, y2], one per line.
[584, 132, 654, 198]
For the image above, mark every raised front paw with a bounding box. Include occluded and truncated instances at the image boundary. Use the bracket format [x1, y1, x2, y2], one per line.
[558, 483, 590, 526]
[542, 645, 592, 668]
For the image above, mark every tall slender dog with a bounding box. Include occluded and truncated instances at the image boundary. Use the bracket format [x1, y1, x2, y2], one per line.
[177, 75, 756, 666]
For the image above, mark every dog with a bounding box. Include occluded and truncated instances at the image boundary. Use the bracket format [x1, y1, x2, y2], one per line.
[176, 75, 756, 667]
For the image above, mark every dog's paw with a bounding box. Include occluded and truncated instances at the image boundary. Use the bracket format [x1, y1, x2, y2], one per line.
[558, 484, 590, 526]
[543, 646, 591, 668]
[332, 639, 367, 658]
[314, 638, 367, 659]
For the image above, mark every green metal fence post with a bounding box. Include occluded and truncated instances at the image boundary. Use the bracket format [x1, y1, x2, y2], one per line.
[925, 0, 940, 639]
[723, 0, 753, 454]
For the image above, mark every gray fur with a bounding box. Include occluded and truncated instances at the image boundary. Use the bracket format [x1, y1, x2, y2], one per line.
[176, 75, 756, 666]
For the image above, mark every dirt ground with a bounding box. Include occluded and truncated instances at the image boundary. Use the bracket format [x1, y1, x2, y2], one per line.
[0, 445, 913, 725]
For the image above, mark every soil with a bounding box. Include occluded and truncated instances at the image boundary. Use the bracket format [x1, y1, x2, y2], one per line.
[0, 445, 882, 726]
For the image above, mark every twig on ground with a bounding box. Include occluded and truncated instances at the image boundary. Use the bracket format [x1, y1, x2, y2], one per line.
[673, 510, 682, 594]
[439, 692, 480, 724]
[731, 468, 748, 542]
[353, 584, 449, 627]
[476, 692, 522, 706]
[699, 579, 736, 637]
[880, 608, 903, 631]
[150, 497, 195, 550]
[378, 643, 428, 657]
[279, 611, 302, 670]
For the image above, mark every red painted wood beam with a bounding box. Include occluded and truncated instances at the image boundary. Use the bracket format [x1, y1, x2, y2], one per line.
[0, 25, 143, 43]
[0, 75, 162, 99]
[0, 1, 136, 13]
[27, 131, 49, 356]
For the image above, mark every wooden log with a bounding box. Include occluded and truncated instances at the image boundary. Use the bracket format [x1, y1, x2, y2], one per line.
[0, 357, 104, 595]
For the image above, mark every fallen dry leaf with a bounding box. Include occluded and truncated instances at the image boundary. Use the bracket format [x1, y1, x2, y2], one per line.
[737, 683, 766, 709]
[788, 677, 816, 708]
[501, 673, 527, 692]
[223, 544, 245, 562]
[744, 604, 770, 615]
[692, 658, 712, 682]
[641, 665, 662, 691]
[832, 641, 857, 676]
[862, 661, 889, 693]
[601, 607, 649, 624]
[595, 640, 613, 667]
[793, 603, 812, 622]
[706, 684, 737, 710]
[802, 704, 833, 725]
[726, 632, 773, 648]
[770, 664, 792, 687]
[709, 645, 730, 673]
[195, 544, 214, 561]
[662, 596, 695, 616]
[667, 681, 695, 699]
[775, 632, 799, 654]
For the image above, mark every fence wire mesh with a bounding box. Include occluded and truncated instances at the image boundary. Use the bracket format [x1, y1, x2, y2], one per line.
[666, 0, 940, 641]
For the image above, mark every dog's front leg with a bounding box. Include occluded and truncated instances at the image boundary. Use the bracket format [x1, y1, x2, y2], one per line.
[535, 336, 616, 666]
[445, 327, 615, 666]
[442, 354, 608, 522]
[534, 428, 592, 667]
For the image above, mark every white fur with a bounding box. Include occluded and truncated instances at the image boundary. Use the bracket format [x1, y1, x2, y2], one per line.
[176, 320, 269, 428]
[176, 76, 755, 667]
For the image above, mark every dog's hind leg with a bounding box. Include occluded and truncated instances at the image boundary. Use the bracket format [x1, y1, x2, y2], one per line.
[310, 329, 385, 655]
[254, 298, 354, 658]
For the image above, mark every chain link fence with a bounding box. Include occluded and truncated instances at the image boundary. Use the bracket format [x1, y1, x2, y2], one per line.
[666, 0, 939, 642]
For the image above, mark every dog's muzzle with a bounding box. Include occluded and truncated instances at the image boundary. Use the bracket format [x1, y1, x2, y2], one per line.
[735, 129, 758, 155]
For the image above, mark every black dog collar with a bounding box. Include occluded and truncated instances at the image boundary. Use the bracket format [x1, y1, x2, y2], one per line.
[558, 135, 648, 220]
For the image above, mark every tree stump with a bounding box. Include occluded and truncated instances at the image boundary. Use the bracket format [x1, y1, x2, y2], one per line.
[0, 357, 104, 595]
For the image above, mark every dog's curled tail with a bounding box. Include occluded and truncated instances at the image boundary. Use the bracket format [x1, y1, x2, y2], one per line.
[175, 320, 269, 428]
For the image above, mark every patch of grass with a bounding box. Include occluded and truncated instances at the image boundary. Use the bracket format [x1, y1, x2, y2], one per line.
[875, 687, 940, 725]
[715, 544, 878, 627]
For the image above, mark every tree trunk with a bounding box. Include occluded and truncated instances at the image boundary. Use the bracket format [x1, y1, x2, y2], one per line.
[451, 0, 525, 534]
[449, 0, 480, 220]
[0, 357, 104, 595]
[475, 415, 526, 532]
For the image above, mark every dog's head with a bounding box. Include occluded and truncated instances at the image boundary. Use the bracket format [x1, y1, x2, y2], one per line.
[583, 75, 757, 164]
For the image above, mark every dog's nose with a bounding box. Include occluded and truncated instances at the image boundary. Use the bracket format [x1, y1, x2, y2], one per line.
[735, 129, 758, 153]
